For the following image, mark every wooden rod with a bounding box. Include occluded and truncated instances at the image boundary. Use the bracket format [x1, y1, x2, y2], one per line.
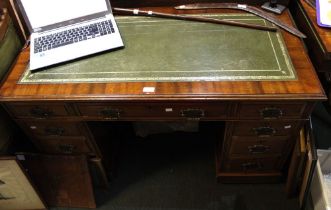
[0, 8, 9, 42]
[113, 8, 278, 32]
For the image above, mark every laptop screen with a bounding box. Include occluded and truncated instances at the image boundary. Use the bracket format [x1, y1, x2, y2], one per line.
[19, 0, 109, 29]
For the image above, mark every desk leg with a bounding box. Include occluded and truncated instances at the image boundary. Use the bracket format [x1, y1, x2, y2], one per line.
[90, 157, 109, 189]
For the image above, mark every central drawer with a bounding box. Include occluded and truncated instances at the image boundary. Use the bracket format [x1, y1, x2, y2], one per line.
[76, 102, 229, 120]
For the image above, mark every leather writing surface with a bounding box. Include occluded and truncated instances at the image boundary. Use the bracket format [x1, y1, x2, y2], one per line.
[20, 14, 296, 83]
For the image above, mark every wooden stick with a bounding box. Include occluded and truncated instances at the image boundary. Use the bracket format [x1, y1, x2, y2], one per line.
[113, 7, 278, 32]
[0, 8, 9, 42]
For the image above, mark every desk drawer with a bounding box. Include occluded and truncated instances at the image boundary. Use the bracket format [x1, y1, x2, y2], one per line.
[228, 136, 288, 156]
[6, 103, 71, 119]
[232, 121, 299, 137]
[223, 157, 281, 172]
[76, 102, 228, 120]
[237, 102, 307, 119]
[20, 121, 83, 137]
[33, 136, 96, 155]
[77, 103, 151, 119]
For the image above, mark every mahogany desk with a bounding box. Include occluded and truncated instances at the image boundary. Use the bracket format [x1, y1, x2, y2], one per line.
[0, 8, 326, 183]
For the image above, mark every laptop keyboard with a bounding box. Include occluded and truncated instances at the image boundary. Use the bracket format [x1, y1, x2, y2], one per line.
[33, 20, 115, 54]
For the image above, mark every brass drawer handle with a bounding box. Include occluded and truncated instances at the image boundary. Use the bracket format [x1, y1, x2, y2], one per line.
[253, 126, 276, 137]
[248, 145, 270, 154]
[241, 162, 263, 171]
[260, 107, 283, 119]
[100, 108, 121, 119]
[58, 144, 76, 153]
[180, 109, 205, 120]
[44, 127, 65, 136]
[30, 107, 53, 119]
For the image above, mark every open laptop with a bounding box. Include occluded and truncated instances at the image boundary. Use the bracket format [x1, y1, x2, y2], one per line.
[16, 0, 124, 71]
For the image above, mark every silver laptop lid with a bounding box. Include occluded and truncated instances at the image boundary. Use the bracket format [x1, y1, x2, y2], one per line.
[16, 0, 112, 33]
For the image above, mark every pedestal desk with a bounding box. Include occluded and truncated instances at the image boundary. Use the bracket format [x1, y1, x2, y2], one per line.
[0, 8, 326, 183]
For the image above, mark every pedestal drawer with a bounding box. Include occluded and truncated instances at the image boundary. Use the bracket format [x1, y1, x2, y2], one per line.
[223, 157, 281, 172]
[232, 121, 299, 137]
[20, 121, 84, 137]
[228, 136, 288, 156]
[33, 136, 96, 155]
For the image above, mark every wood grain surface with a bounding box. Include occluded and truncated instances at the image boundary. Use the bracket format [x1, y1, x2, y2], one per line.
[0, 8, 325, 102]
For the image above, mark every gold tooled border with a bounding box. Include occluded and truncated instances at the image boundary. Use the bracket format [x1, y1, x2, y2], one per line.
[19, 14, 297, 83]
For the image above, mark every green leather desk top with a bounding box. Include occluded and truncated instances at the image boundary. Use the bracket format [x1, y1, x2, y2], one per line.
[19, 14, 296, 84]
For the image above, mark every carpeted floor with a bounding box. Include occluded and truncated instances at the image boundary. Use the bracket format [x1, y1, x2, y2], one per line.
[50, 122, 299, 210]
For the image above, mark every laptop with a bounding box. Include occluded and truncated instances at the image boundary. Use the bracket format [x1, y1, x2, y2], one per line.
[16, 0, 124, 71]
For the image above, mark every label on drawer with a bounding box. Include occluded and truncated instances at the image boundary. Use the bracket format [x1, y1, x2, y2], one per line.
[143, 87, 155, 93]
